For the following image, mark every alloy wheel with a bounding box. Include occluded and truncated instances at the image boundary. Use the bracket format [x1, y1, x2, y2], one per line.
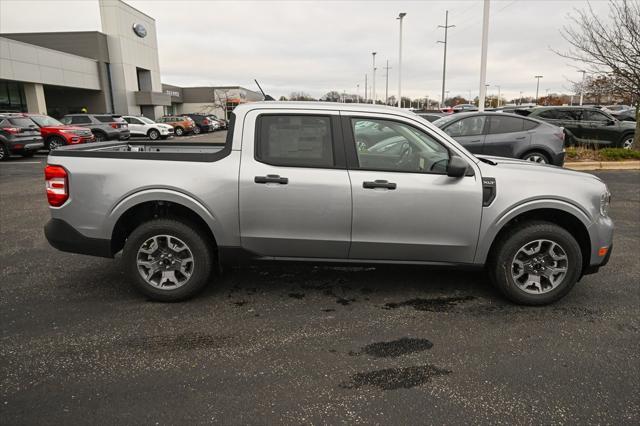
[524, 154, 547, 164]
[511, 239, 568, 295]
[136, 235, 195, 290]
[622, 137, 634, 150]
[48, 137, 63, 150]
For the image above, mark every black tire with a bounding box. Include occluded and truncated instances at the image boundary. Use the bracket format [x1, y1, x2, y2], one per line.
[0, 143, 10, 161]
[521, 151, 550, 164]
[47, 135, 66, 151]
[174, 127, 184, 136]
[193, 126, 201, 135]
[94, 131, 107, 142]
[488, 221, 583, 305]
[148, 129, 160, 140]
[123, 219, 214, 302]
[620, 133, 634, 150]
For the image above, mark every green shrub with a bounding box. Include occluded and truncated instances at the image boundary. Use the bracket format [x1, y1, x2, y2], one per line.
[565, 147, 640, 161]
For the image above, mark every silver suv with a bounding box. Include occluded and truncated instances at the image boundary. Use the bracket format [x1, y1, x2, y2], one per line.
[60, 114, 130, 142]
[44, 102, 614, 305]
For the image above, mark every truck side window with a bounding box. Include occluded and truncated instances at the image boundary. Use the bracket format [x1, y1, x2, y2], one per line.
[256, 115, 334, 168]
[352, 118, 450, 174]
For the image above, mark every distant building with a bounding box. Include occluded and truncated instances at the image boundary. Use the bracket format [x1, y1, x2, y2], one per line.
[161, 85, 263, 119]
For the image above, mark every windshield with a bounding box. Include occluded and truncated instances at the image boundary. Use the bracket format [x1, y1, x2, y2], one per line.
[30, 115, 63, 127]
[139, 117, 155, 124]
[432, 115, 458, 128]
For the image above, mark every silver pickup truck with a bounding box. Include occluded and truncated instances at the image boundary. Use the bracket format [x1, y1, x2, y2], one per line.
[44, 102, 613, 305]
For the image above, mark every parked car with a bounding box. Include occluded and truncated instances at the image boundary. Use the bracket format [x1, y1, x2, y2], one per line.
[123, 116, 174, 140]
[432, 112, 565, 165]
[208, 115, 228, 129]
[157, 116, 196, 136]
[23, 114, 94, 150]
[611, 108, 637, 122]
[0, 114, 44, 160]
[452, 104, 478, 113]
[183, 113, 217, 133]
[526, 106, 635, 149]
[601, 105, 631, 114]
[44, 102, 613, 306]
[60, 114, 130, 142]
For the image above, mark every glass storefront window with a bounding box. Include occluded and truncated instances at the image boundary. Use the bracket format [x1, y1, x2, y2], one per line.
[0, 80, 27, 112]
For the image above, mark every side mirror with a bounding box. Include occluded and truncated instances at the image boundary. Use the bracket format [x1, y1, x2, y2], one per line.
[447, 156, 468, 178]
[607, 119, 616, 126]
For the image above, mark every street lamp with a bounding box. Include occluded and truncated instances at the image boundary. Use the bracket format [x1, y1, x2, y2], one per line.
[397, 12, 406, 108]
[534, 75, 543, 104]
[496, 85, 501, 107]
[519, 91, 523, 105]
[356, 83, 360, 103]
[372, 52, 377, 104]
[578, 70, 586, 106]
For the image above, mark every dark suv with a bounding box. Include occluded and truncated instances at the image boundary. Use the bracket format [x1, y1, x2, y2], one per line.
[183, 114, 215, 133]
[527, 106, 635, 149]
[0, 114, 44, 160]
[60, 114, 130, 142]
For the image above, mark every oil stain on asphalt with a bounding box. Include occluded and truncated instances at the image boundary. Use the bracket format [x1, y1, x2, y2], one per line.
[340, 365, 451, 390]
[384, 296, 475, 312]
[350, 337, 434, 358]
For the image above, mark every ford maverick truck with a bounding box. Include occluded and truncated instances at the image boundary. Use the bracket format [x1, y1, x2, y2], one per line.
[44, 102, 613, 305]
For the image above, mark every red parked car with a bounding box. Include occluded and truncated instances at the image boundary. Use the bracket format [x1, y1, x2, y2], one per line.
[24, 114, 95, 150]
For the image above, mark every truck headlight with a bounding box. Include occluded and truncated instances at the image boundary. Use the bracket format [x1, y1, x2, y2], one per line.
[600, 190, 611, 217]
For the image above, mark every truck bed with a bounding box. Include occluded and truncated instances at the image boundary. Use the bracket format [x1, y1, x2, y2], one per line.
[49, 140, 229, 162]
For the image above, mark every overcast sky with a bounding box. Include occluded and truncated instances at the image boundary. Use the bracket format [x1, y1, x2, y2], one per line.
[1, 0, 613, 101]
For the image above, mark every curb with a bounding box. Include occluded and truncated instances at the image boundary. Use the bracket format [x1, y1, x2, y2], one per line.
[564, 160, 640, 171]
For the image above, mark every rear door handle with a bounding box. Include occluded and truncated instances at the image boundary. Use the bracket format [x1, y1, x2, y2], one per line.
[255, 174, 288, 185]
[515, 136, 527, 140]
[363, 180, 397, 190]
[469, 139, 481, 143]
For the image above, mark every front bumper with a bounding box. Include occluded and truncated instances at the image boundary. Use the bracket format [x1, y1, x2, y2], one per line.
[551, 151, 566, 167]
[44, 218, 112, 258]
[583, 215, 614, 275]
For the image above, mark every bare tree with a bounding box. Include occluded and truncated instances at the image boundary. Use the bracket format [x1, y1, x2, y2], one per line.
[288, 92, 316, 101]
[554, 0, 639, 148]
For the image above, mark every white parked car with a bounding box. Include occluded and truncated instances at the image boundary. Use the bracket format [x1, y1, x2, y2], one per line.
[123, 116, 174, 140]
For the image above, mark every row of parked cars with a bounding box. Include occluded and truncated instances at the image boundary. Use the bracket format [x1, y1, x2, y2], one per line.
[0, 111, 228, 161]
[412, 105, 636, 166]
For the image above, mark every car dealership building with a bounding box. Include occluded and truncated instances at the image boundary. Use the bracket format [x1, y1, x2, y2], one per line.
[0, 0, 261, 120]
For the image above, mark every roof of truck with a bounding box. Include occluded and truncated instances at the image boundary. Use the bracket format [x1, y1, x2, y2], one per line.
[233, 101, 422, 119]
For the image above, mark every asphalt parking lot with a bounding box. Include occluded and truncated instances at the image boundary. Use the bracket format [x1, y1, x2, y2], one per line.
[1, 159, 638, 424]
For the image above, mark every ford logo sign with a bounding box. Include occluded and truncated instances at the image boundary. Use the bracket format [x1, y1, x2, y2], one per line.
[132, 23, 147, 38]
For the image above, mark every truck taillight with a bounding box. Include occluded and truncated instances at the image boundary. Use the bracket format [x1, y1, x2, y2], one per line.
[4, 127, 20, 134]
[45, 165, 69, 207]
[110, 123, 118, 128]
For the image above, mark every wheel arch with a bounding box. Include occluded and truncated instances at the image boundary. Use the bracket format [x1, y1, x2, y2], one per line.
[146, 127, 160, 136]
[478, 203, 592, 273]
[107, 191, 221, 257]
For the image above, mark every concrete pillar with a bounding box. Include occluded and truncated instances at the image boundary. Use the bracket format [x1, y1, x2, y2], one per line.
[24, 83, 47, 114]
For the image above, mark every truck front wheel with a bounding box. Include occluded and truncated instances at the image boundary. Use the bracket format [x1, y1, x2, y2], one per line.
[123, 219, 213, 302]
[489, 221, 583, 305]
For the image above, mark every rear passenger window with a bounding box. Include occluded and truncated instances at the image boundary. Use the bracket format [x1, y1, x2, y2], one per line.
[95, 116, 115, 123]
[71, 116, 91, 124]
[488, 116, 523, 134]
[537, 110, 558, 119]
[256, 115, 334, 168]
[522, 120, 539, 131]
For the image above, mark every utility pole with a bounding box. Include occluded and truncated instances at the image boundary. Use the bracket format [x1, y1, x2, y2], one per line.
[356, 84, 360, 103]
[384, 59, 392, 105]
[534, 75, 543, 104]
[438, 10, 455, 108]
[372, 52, 377, 104]
[364, 73, 368, 103]
[578, 70, 586, 106]
[397, 12, 406, 108]
[478, 0, 490, 112]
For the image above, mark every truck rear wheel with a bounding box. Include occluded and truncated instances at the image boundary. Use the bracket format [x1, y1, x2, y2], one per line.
[123, 219, 213, 302]
[488, 221, 583, 305]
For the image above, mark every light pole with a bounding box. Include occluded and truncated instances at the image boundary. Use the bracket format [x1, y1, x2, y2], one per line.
[438, 10, 455, 108]
[485, 84, 490, 107]
[534, 75, 543, 104]
[496, 85, 501, 107]
[384, 59, 391, 105]
[578, 70, 586, 106]
[519, 91, 523, 105]
[372, 52, 377, 104]
[356, 84, 360, 103]
[364, 73, 368, 103]
[397, 12, 406, 108]
[478, 0, 490, 112]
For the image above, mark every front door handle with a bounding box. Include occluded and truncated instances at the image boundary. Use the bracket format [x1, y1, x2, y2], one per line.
[515, 136, 527, 140]
[255, 174, 288, 185]
[469, 139, 481, 143]
[363, 180, 397, 190]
